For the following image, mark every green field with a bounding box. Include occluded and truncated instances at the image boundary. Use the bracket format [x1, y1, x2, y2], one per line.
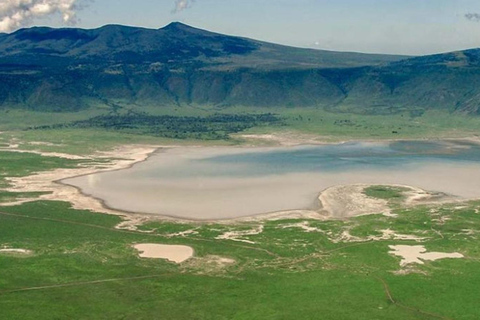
[0, 145, 479, 319]
[1, 106, 480, 156]
[247, 108, 480, 141]
[0, 108, 480, 319]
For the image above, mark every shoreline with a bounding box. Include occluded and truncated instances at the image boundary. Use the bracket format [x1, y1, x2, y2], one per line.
[234, 132, 480, 147]
[2, 144, 169, 228]
[2, 137, 479, 227]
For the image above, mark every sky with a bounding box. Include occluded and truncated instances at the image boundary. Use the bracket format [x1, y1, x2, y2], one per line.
[2, 0, 480, 55]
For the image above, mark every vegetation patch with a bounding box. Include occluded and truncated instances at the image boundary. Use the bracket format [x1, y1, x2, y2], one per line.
[30, 112, 283, 140]
[0, 191, 51, 204]
[0, 151, 84, 187]
[364, 185, 409, 200]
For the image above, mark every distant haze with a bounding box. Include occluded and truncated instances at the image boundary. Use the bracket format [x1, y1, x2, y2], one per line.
[4, 0, 480, 55]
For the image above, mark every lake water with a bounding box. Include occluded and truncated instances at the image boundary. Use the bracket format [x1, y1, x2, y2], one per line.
[63, 140, 480, 220]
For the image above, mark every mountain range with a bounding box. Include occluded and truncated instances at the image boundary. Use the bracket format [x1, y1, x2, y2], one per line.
[0, 22, 479, 114]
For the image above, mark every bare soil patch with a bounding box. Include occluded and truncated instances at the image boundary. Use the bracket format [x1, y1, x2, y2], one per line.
[389, 245, 464, 267]
[133, 243, 194, 263]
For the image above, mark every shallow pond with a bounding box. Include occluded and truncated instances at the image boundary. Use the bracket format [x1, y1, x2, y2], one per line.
[63, 140, 480, 220]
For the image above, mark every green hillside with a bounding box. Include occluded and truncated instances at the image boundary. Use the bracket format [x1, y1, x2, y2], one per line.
[0, 22, 408, 111]
[0, 22, 479, 136]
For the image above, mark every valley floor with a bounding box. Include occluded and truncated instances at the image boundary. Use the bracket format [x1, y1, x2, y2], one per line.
[0, 132, 480, 319]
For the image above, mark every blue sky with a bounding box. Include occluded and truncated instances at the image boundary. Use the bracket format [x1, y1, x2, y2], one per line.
[25, 0, 480, 55]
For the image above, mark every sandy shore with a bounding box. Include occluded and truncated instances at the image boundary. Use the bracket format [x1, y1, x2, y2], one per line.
[2, 145, 165, 227]
[230, 183, 460, 224]
[318, 184, 460, 219]
[318, 184, 392, 218]
[236, 132, 480, 147]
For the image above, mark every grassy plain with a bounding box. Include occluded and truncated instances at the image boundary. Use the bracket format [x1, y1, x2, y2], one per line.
[0, 192, 479, 319]
[1, 106, 480, 156]
[0, 107, 480, 319]
[0, 148, 479, 319]
[247, 108, 480, 141]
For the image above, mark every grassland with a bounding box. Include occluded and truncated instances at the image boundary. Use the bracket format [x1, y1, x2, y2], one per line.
[2, 106, 480, 155]
[0, 147, 479, 319]
[247, 108, 480, 141]
[0, 107, 480, 319]
[1, 191, 480, 319]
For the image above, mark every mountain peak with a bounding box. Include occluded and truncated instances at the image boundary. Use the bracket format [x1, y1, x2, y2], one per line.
[162, 22, 196, 31]
[0, 23, 441, 114]
[0, 23, 409, 71]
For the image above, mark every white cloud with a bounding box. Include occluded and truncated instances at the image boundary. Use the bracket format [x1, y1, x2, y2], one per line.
[173, 0, 195, 13]
[0, 0, 87, 32]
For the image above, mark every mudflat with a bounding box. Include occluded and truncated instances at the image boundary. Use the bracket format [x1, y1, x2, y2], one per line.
[133, 244, 194, 263]
[62, 140, 480, 220]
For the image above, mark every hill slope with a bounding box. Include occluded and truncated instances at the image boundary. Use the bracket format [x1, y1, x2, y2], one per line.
[0, 22, 405, 69]
[0, 22, 479, 114]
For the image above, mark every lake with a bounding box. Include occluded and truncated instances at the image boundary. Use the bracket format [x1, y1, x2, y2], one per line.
[63, 140, 480, 220]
